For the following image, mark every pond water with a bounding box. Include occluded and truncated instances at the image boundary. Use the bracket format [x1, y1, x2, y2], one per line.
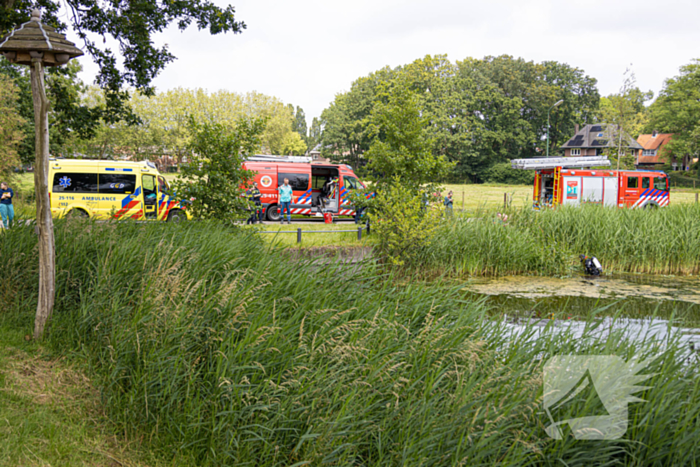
[464, 273, 700, 355]
[463, 273, 700, 326]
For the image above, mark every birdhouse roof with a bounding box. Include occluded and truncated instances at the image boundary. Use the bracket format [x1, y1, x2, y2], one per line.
[0, 10, 83, 65]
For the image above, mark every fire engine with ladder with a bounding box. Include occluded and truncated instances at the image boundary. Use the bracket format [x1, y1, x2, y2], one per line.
[511, 156, 670, 209]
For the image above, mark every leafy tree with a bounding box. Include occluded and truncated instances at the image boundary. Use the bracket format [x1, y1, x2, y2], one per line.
[319, 54, 600, 182]
[292, 105, 307, 142]
[172, 117, 264, 220]
[281, 132, 306, 156]
[320, 66, 396, 168]
[307, 116, 322, 150]
[0, 73, 24, 176]
[0, 60, 33, 165]
[597, 69, 652, 169]
[364, 78, 453, 192]
[70, 88, 296, 160]
[648, 59, 700, 176]
[1, 0, 246, 141]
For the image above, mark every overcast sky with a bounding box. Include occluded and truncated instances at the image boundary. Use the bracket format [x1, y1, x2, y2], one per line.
[76, 0, 700, 125]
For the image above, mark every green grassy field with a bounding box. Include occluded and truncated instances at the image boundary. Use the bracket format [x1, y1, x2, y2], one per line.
[11, 173, 700, 210]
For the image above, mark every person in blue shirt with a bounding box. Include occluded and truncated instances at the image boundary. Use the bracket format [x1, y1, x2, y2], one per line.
[444, 190, 454, 216]
[277, 178, 293, 224]
[0, 182, 14, 229]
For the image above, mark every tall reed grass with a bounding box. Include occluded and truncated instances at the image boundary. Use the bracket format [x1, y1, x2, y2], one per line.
[1, 220, 699, 465]
[419, 204, 700, 277]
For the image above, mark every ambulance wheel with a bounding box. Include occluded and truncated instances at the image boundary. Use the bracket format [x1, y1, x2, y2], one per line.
[266, 204, 280, 222]
[167, 210, 187, 222]
[68, 208, 89, 219]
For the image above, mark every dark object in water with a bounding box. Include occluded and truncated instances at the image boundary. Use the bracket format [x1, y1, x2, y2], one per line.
[580, 254, 603, 276]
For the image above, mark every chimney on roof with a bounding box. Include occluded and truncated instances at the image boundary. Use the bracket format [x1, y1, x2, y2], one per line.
[652, 130, 658, 137]
[575, 124, 579, 133]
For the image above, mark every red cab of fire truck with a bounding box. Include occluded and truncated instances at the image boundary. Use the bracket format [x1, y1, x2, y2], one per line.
[242, 155, 367, 221]
[511, 156, 669, 209]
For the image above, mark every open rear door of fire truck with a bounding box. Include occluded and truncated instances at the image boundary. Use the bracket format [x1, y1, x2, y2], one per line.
[511, 156, 611, 207]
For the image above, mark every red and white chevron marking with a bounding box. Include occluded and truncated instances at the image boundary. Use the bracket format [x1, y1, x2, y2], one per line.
[338, 209, 355, 216]
[632, 191, 669, 209]
[291, 208, 312, 214]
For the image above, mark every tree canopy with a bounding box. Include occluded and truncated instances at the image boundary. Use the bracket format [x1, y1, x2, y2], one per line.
[319, 54, 600, 182]
[0, 73, 25, 176]
[68, 88, 304, 160]
[648, 59, 700, 173]
[0, 0, 246, 154]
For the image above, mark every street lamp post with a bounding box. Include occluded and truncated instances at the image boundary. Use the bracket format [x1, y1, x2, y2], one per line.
[0, 9, 83, 339]
[546, 99, 564, 158]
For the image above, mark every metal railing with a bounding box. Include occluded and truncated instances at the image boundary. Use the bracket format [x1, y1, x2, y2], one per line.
[259, 225, 369, 243]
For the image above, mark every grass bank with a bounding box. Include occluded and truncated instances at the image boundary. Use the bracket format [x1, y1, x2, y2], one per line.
[2, 221, 700, 465]
[417, 203, 700, 277]
[0, 317, 167, 466]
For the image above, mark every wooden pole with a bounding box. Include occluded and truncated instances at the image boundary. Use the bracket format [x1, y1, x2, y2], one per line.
[696, 193, 698, 204]
[31, 58, 56, 340]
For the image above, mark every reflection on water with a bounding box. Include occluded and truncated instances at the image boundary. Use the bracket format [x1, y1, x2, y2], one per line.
[463, 273, 700, 326]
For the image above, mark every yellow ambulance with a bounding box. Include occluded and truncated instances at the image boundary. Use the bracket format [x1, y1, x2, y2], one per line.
[49, 159, 190, 221]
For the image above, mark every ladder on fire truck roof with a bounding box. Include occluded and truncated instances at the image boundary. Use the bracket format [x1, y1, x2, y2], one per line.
[511, 156, 611, 170]
[246, 155, 312, 163]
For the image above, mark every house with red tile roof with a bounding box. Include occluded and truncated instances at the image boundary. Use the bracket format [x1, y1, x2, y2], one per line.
[635, 131, 691, 171]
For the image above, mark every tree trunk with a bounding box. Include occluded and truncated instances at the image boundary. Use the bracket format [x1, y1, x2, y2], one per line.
[30, 58, 56, 340]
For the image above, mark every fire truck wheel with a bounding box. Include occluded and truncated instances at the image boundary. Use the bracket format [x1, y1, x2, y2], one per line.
[643, 202, 659, 210]
[266, 204, 280, 222]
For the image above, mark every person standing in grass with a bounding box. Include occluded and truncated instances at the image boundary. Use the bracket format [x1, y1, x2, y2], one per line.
[444, 190, 454, 216]
[251, 182, 263, 223]
[278, 178, 293, 224]
[0, 181, 14, 229]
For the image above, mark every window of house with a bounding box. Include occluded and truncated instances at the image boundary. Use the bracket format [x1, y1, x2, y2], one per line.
[570, 149, 581, 156]
[52, 173, 98, 193]
[278, 172, 310, 191]
[627, 177, 638, 188]
[642, 177, 650, 189]
[642, 149, 657, 156]
[99, 174, 136, 194]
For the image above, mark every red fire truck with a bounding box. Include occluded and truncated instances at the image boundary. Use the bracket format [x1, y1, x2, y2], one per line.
[242, 155, 368, 221]
[511, 156, 669, 209]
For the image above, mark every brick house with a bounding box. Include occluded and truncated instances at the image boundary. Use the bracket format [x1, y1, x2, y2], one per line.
[635, 131, 695, 171]
[560, 124, 642, 157]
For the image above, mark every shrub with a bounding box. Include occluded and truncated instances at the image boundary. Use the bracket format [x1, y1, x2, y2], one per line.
[369, 178, 443, 266]
[483, 162, 535, 185]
